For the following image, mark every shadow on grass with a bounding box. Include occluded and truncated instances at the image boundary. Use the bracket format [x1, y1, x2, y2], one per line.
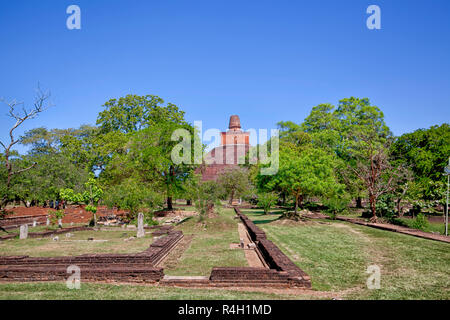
[244, 209, 285, 216]
[253, 219, 279, 225]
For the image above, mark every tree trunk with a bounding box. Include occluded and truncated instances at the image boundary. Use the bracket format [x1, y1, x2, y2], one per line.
[356, 197, 362, 208]
[229, 190, 235, 205]
[397, 198, 403, 217]
[187, 199, 192, 205]
[294, 195, 298, 214]
[167, 197, 173, 210]
[369, 194, 377, 222]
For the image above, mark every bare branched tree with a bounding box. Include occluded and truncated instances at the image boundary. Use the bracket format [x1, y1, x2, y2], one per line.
[348, 134, 403, 222]
[0, 86, 51, 211]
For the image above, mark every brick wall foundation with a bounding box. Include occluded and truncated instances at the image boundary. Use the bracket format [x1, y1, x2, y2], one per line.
[0, 230, 182, 283]
[231, 208, 311, 288]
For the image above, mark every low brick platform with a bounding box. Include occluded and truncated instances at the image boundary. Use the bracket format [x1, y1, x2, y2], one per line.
[140, 230, 184, 265]
[209, 267, 292, 287]
[1, 209, 311, 288]
[0, 230, 183, 283]
[0, 265, 163, 283]
[0, 214, 48, 230]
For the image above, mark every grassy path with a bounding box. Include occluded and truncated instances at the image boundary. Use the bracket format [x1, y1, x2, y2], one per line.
[163, 208, 248, 276]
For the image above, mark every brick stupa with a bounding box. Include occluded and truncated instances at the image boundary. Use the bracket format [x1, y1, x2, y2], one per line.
[198, 115, 250, 181]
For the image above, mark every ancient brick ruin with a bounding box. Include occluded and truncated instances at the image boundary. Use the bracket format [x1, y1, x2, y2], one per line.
[0, 208, 311, 288]
[207, 208, 311, 288]
[0, 229, 183, 283]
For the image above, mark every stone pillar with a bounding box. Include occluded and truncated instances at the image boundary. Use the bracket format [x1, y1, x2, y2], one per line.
[137, 212, 145, 238]
[32, 220, 37, 227]
[19, 224, 28, 239]
[46, 217, 50, 226]
[58, 219, 63, 228]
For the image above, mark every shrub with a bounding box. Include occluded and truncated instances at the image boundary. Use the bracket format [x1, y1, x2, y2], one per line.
[323, 196, 349, 219]
[376, 194, 396, 220]
[412, 212, 429, 231]
[257, 192, 278, 214]
[50, 210, 65, 227]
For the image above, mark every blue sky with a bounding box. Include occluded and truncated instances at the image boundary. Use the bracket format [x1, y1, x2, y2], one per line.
[1, 0, 449, 153]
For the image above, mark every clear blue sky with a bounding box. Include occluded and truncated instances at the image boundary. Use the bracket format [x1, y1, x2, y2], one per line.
[1, 0, 449, 153]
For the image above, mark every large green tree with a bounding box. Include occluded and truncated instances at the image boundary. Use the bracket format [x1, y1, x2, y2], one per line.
[97, 94, 197, 210]
[258, 144, 344, 215]
[300, 97, 394, 215]
[391, 124, 450, 203]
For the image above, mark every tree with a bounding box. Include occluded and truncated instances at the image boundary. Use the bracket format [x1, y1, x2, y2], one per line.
[11, 153, 88, 206]
[347, 135, 405, 221]
[60, 173, 103, 225]
[96, 95, 186, 134]
[11, 126, 90, 206]
[260, 145, 343, 217]
[0, 87, 51, 211]
[102, 176, 164, 223]
[185, 175, 223, 221]
[257, 192, 278, 214]
[96, 94, 197, 210]
[300, 97, 393, 211]
[217, 167, 253, 204]
[391, 124, 450, 204]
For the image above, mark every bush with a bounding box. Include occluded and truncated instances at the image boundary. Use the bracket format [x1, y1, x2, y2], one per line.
[376, 194, 396, 220]
[50, 210, 65, 227]
[412, 212, 429, 231]
[257, 192, 278, 214]
[323, 196, 349, 219]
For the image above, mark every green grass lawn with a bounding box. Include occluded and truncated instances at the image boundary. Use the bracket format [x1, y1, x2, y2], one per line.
[394, 217, 446, 234]
[164, 208, 248, 276]
[0, 282, 316, 300]
[242, 209, 450, 300]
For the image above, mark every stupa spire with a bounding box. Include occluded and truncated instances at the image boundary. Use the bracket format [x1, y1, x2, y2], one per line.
[228, 115, 241, 130]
